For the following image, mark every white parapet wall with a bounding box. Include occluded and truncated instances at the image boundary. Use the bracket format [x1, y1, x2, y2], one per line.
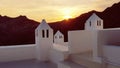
[97, 29, 120, 57]
[103, 45, 120, 66]
[96, 29, 120, 66]
[0, 44, 36, 62]
[50, 44, 69, 63]
[68, 30, 96, 54]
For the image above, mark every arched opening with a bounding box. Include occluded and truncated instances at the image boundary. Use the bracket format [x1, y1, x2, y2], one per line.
[99, 20, 101, 26]
[89, 21, 91, 27]
[42, 30, 45, 38]
[46, 29, 49, 38]
[97, 20, 101, 26]
[55, 36, 57, 39]
[59, 36, 62, 38]
[97, 20, 98, 26]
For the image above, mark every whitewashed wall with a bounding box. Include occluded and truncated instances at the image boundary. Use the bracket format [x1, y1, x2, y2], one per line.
[97, 29, 120, 66]
[103, 45, 120, 65]
[97, 29, 120, 56]
[68, 30, 96, 54]
[50, 44, 69, 63]
[85, 13, 103, 30]
[0, 44, 36, 62]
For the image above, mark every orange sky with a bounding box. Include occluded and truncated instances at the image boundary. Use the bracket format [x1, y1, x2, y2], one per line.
[0, 0, 119, 22]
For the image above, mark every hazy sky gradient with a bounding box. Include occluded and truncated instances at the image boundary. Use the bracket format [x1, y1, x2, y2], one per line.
[0, 0, 119, 22]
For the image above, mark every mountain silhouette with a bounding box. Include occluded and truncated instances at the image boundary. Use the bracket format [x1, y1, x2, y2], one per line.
[0, 15, 39, 45]
[0, 2, 120, 45]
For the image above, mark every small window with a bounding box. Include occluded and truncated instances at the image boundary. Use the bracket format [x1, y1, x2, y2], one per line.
[97, 20, 101, 26]
[99, 20, 101, 26]
[89, 21, 91, 26]
[55, 36, 57, 39]
[59, 36, 62, 38]
[97, 20, 99, 26]
[46, 30, 49, 38]
[42, 30, 45, 38]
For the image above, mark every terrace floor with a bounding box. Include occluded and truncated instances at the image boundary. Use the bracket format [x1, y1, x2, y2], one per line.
[0, 59, 57, 68]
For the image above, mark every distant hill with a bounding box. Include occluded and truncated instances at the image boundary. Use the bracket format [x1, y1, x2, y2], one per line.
[0, 2, 120, 45]
[0, 15, 39, 45]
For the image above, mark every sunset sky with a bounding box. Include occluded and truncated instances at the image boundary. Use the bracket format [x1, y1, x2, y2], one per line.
[0, 0, 119, 22]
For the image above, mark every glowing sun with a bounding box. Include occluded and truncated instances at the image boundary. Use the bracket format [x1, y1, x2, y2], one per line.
[64, 15, 72, 20]
[62, 9, 73, 20]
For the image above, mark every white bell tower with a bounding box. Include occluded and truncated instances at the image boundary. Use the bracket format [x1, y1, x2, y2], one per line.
[85, 13, 103, 30]
[85, 13, 104, 62]
[54, 30, 64, 45]
[35, 19, 53, 61]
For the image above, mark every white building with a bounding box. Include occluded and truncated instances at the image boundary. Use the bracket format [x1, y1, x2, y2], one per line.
[54, 31, 64, 45]
[85, 13, 103, 30]
[35, 19, 53, 61]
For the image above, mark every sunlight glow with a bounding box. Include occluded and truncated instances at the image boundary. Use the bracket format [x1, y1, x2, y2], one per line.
[64, 15, 72, 20]
[62, 8, 73, 20]
[0, 0, 119, 22]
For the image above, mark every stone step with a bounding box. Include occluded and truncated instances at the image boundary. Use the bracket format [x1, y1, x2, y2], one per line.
[58, 60, 86, 68]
